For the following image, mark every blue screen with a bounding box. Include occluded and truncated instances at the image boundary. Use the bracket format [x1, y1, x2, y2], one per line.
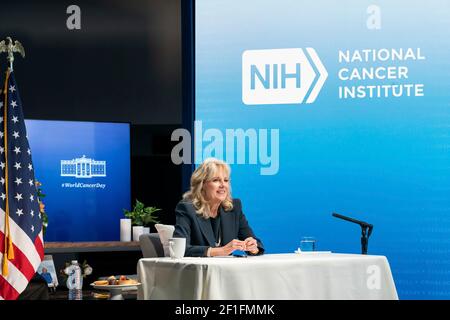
[25, 120, 131, 242]
[195, 0, 450, 299]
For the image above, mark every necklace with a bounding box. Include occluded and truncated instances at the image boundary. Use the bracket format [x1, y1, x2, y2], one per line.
[215, 226, 221, 247]
[211, 215, 221, 247]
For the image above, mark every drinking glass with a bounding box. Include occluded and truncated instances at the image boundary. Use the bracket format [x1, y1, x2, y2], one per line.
[300, 237, 316, 252]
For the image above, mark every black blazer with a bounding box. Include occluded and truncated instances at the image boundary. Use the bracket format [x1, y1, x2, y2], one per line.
[173, 198, 264, 257]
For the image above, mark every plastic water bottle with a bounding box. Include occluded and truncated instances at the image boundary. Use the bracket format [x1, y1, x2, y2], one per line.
[66, 260, 83, 300]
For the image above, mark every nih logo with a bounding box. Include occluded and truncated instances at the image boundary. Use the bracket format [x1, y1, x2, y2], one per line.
[242, 48, 328, 105]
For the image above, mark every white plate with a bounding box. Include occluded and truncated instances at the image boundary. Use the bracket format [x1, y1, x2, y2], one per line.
[90, 282, 141, 300]
[90, 282, 141, 290]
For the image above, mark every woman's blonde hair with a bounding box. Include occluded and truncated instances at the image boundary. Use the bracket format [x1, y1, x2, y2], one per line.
[183, 158, 233, 218]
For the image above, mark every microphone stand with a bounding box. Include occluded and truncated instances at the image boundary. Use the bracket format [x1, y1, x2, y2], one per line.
[332, 213, 373, 255]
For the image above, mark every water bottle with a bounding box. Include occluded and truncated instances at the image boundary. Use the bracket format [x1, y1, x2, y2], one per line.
[66, 260, 83, 300]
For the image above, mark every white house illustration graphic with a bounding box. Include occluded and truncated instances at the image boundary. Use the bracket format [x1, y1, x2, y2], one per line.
[61, 155, 107, 178]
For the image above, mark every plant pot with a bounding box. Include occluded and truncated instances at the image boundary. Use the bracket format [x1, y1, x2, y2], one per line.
[133, 226, 144, 242]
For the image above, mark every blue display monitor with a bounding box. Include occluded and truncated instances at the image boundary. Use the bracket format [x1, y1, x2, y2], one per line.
[25, 120, 131, 242]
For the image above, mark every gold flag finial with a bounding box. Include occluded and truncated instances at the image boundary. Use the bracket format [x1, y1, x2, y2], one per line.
[0, 37, 25, 71]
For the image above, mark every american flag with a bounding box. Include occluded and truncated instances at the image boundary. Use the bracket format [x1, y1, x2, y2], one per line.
[0, 69, 44, 300]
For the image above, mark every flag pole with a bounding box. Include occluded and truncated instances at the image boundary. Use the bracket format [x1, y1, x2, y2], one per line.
[2, 69, 13, 276]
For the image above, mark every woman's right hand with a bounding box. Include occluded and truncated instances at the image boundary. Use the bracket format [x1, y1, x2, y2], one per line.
[210, 239, 247, 256]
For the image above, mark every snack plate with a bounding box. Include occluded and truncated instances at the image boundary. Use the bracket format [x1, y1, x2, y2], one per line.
[90, 282, 141, 300]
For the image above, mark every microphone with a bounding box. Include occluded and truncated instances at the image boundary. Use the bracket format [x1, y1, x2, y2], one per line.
[332, 213, 373, 229]
[332, 212, 373, 254]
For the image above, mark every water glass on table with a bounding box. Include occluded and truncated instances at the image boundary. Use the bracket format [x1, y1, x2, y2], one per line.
[300, 237, 316, 252]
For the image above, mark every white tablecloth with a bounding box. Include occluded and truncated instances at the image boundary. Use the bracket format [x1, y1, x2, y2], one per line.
[137, 253, 398, 300]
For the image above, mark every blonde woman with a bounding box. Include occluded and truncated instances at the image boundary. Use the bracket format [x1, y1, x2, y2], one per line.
[173, 158, 264, 257]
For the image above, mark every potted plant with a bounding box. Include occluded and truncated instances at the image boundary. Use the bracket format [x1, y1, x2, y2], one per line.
[123, 199, 162, 241]
[36, 180, 48, 235]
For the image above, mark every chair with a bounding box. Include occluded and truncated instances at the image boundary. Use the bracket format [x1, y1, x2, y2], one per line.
[139, 233, 164, 258]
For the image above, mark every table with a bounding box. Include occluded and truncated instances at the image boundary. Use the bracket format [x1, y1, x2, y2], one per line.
[48, 289, 138, 300]
[44, 241, 141, 253]
[137, 253, 398, 300]
[43, 242, 142, 288]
